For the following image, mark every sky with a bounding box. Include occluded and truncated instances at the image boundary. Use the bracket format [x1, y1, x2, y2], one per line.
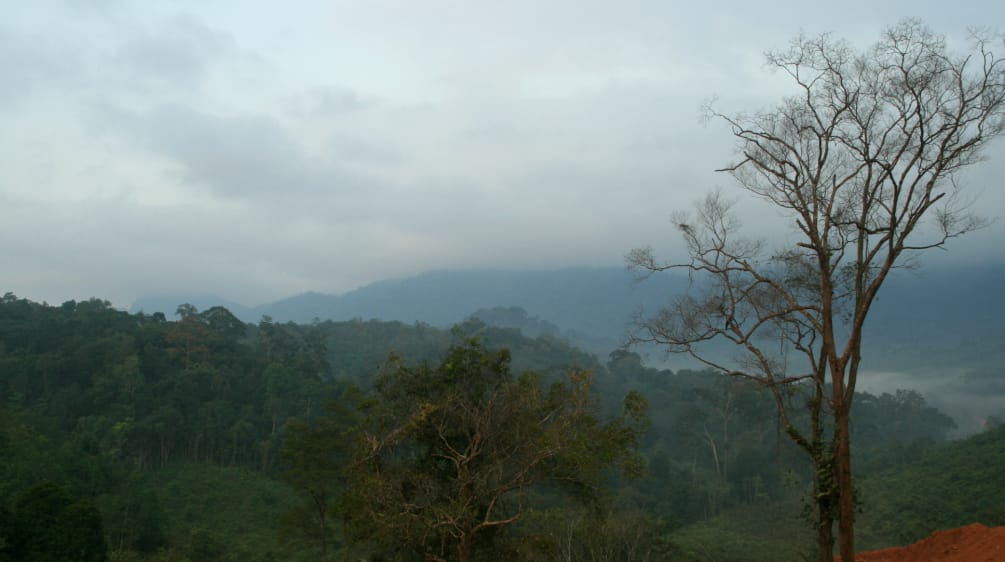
[3, 0, 1004, 308]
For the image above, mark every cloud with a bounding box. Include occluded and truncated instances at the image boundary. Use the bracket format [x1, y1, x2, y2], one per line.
[111, 15, 229, 92]
[64, 0, 125, 17]
[0, 23, 85, 104]
[1, 1, 1003, 308]
[293, 86, 372, 117]
[95, 103, 381, 213]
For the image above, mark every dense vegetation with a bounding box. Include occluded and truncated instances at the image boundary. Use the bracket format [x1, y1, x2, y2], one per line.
[0, 294, 1000, 561]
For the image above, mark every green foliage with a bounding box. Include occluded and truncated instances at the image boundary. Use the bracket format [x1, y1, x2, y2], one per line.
[670, 523, 808, 562]
[107, 463, 313, 562]
[512, 506, 672, 561]
[1, 481, 108, 562]
[0, 293, 993, 561]
[852, 390, 957, 445]
[667, 495, 815, 562]
[278, 387, 363, 560]
[855, 423, 1005, 549]
[339, 339, 647, 561]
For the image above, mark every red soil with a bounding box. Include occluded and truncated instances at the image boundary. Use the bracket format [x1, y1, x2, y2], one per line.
[849, 523, 1005, 562]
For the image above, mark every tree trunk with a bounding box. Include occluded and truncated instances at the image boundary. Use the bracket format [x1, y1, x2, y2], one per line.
[812, 445, 836, 562]
[815, 470, 835, 562]
[457, 532, 473, 562]
[817, 515, 835, 562]
[703, 426, 721, 478]
[315, 494, 328, 562]
[836, 407, 855, 561]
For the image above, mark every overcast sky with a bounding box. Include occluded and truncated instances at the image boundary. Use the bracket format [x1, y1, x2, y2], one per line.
[3, 0, 1004, 307]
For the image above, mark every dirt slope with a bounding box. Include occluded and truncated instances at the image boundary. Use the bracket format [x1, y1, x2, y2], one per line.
[850, 523, 1005, 561]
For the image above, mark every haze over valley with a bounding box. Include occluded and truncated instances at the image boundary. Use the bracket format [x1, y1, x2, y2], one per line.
[3, 2, 1005, 561]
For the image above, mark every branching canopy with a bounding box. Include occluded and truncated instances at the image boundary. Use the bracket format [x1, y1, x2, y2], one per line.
[628, 22, 1005, 560]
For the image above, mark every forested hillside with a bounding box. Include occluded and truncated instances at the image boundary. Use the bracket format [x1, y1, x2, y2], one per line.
[1, 294, 1001, 561]
[130, 264, 1005, 425]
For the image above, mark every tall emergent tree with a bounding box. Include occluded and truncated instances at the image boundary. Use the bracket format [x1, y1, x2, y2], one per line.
[343, 339, 647, 562]
[628, 21, 1005, 561]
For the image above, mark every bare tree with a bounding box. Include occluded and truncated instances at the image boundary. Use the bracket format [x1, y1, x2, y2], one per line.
[628, 20, 1005, 561]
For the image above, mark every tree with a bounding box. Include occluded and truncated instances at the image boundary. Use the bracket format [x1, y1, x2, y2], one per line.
[628, 21, 1005, 561]
[280, 390, 362, 562]
[165, 305, 211, 371]
[343, 339, 647, 562]
[3, 482, 109, 562]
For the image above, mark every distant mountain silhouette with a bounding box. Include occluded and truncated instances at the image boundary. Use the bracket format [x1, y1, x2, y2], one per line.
[130, 263, 1004, 362]
[131, 267, 689, 356]
[864, 263, 1004, 347]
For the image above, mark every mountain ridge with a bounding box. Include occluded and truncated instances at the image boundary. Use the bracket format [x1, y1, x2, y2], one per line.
[130, 262, 1005, 364]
